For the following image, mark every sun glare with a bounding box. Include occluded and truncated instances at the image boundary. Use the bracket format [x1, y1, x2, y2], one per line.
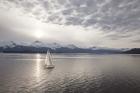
[34, 30, 44, 38]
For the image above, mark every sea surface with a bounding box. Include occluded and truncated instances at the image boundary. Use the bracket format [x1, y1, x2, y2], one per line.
[0, 53, 140, 93]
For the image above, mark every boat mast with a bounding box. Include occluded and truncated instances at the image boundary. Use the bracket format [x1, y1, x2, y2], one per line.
[46, 50, 53, 66]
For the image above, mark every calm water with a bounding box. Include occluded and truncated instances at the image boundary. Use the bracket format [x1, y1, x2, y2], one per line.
[0, 53, 140, 93]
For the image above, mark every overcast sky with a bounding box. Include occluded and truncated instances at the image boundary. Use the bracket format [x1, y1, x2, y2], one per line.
[0, 0, 140, 48]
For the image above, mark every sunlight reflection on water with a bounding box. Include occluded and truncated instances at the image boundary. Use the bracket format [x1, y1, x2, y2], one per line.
[35, 54, 41, 79]
[0, 54, 140, 93]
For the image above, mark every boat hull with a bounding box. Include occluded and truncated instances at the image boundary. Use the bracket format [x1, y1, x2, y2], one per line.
[45, 65, 55, 69]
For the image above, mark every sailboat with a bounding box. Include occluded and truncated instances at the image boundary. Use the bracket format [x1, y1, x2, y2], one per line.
[44, 50, 55, 69]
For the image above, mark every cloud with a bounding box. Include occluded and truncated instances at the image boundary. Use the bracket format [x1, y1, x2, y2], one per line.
[0, 0, 140, 48]
[1, 0, 140, 32]
[133, 39, 140, 43]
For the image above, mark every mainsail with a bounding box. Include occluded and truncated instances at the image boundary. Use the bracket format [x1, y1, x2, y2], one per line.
[45, 50, 54, 69]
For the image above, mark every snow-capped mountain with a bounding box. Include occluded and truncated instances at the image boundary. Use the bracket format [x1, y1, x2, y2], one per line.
[30, 41, 62, 49]
[0, 41, 17, 48]
[65, 44, 78, 49]
[0, 41, 62, 49]
[45, 43, 62, 49]
[0, 40, 129, 53]
[30, 40, 45, 47]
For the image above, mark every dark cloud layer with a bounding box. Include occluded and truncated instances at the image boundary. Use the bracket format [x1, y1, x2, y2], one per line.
[2, 0, 140, 33]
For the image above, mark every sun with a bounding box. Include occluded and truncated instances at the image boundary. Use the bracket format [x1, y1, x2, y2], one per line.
[34, 30, 44, 39]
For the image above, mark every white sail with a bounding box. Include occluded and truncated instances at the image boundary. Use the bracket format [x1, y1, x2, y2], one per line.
[45, 50, 54, 69]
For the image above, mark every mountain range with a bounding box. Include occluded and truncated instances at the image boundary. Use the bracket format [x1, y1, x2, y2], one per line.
[0, 41, 138, 54]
